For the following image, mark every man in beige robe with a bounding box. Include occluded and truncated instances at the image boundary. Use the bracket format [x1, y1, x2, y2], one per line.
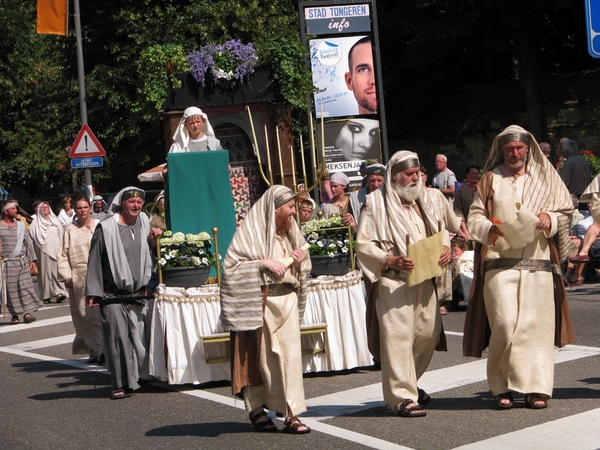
[464, 125, 575, 410]
[220, 185, 312, 434]
[357, 150, 451, 417]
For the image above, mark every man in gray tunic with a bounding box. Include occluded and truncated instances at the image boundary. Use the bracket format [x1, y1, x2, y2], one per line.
[1, 201, 43, 324]
[86, 187, 163, 399]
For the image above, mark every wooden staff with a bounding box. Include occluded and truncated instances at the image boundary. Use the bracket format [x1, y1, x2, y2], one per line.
[276, 126, 285, 185]
[264, 124, 273, 185]
[245, 106, 271, 186]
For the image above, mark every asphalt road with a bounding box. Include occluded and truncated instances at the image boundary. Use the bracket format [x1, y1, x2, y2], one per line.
[1, 281, 599, 450]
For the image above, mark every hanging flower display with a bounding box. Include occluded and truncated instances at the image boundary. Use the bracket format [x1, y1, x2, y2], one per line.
[187, 39, 258, 86]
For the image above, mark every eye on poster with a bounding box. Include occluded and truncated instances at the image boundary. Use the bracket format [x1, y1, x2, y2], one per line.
[316, 118, 381, 190]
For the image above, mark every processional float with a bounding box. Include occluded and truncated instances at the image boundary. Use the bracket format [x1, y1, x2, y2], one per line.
[245, 105, 355, 271]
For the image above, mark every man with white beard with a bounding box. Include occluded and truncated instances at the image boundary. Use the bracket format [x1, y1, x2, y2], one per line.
[357, 150, 451, 417]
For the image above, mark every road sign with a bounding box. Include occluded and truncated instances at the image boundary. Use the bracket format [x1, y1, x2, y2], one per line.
[69, 124, 106, 158]
[71, 157, 104, 169]
[585, 0, 600, 58]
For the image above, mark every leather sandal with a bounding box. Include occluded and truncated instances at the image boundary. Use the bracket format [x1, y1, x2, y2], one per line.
[23, 313, 36, 324]
[524, 394, 548, 409]
[249, 410, 277, 432]
[496, 392, 514, 409]
[418, 388, 431, 406]
[10, 315, 19, 324]
[397, 399, 427, 417]
[110, 388, 127, 400]
[283, 416, 311, 434]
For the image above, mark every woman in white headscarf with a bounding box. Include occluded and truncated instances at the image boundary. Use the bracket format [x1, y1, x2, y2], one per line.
[168, 106, 222, 153]
[29, 201, 67, 303]
[322, 171, 351, 219]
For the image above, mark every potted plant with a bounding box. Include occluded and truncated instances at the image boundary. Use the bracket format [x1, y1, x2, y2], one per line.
[187, 39, 258, 87]
[303, 215, 355, 277]
[158, 231, 216, 288]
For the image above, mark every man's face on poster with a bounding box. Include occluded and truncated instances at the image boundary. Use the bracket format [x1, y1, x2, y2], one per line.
[335, 119, 378, 161]
[344, 41, 377, 114]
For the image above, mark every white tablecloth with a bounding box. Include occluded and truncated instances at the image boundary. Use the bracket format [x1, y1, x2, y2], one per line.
[149, 285, 230, 385]
[149, 271, 371, 385]
[301, 271, 372, 372]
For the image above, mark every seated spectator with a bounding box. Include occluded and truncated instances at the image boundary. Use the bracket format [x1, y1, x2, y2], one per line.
[450, 237, 474, 309]
[566, 221, 600, 286]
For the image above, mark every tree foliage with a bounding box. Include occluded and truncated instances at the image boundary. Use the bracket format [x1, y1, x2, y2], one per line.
[1, 0, 597, 200]
[0, 0, 313, 199]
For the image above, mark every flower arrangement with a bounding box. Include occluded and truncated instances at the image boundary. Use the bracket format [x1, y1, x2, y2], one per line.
[187, 39, 258, 86]
[579, 149, 600, 177]
[303, 215, 354, 257]
[158, 231, 215, 269]
[557, 149, 600, 177]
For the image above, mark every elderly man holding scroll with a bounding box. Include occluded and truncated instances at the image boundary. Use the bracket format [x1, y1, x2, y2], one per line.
[220, 185, 312, 434]
[356, 150, 451, 418]
[464, 125, 575, 410]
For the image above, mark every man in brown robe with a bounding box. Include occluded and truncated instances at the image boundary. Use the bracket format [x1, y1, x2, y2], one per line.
[220, 185, 312, 434]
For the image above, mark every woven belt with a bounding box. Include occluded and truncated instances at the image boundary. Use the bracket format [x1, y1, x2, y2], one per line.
[98, 289, 152, 305]
[265, 283, 298, 297]
[381, 268, 408, 282]
[484, 258, 561, 275]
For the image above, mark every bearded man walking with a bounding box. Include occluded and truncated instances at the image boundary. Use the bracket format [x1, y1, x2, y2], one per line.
[357, 151, 451, 417]
[464, 125, 575, 410]
[220, 185, 312, 434]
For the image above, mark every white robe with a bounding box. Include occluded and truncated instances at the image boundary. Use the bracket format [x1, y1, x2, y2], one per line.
[468, 168, 556, 397]
[358, 200, 443, 409]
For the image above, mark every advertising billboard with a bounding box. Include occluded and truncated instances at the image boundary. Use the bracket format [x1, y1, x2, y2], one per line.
[316, 118, 381, 190]
[310, 35, 377, 119]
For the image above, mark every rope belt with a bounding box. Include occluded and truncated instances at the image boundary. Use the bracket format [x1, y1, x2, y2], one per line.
[484, 258, 561, 275]
[381, 268, 409, 282]
[264, 283, 298, 297]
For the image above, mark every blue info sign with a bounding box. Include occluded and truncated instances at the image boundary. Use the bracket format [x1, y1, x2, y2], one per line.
[71, 157, 104, 169]
[585, 0, 600, 58]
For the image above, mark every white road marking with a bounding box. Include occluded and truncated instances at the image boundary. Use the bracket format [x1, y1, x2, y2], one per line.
[5, 334, 75, 350]
[453, 408, 600, 449]
[0, 315, 73, 334]
[1, 323, 600, 450]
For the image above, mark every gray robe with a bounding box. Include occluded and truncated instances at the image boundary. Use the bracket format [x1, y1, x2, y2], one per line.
[86, 220, 153, 391]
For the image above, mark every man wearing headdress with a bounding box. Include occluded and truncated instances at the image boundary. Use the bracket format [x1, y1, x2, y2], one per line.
[220, 185, 312, 434]
[464, 125, 575, 410]
[91, 195, 107, 220]
[349, 163, 385, 228]
[86, 187, 163, 400]
[0, 201, 44, 324]
[356, 151, 451, 417]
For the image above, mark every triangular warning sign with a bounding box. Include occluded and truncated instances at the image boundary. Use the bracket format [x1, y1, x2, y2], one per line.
[69, 124, 106, 158]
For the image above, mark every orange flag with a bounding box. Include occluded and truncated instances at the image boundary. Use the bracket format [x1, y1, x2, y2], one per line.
[36, 0, 68, 36]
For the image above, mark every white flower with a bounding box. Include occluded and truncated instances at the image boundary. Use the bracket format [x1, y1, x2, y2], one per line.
[191, 256, 201, 266]
[172, 232, 186, 243]
[159, 258, 167, 266]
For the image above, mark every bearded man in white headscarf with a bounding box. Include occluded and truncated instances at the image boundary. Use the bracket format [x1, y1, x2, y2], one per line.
[220, 185, 312, 434]
[85, 187, 163, 400]
[357, 150, 451, 418]
[463, 125, 575, 410]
